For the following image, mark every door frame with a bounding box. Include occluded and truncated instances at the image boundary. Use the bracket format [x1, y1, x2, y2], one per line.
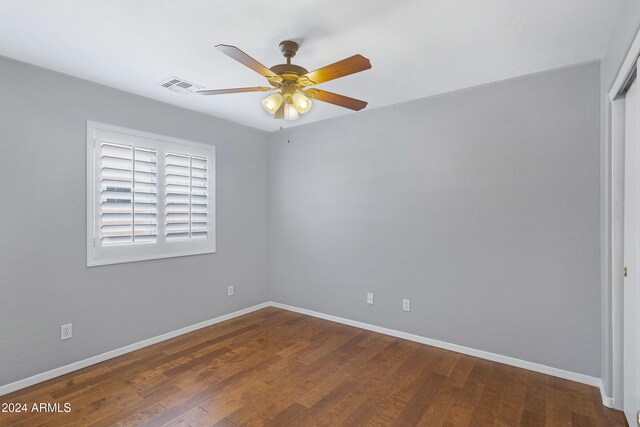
[608, 28, 640, 410]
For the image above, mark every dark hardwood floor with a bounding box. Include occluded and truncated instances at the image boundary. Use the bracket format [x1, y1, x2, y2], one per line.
[0, 307, 627, 426]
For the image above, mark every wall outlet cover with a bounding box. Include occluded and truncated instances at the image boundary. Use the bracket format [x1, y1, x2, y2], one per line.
[367, 292, 374, 304]
[227, 285, 234, 297]
[402, 299, 411, 312]
[61, 324, 72, 340]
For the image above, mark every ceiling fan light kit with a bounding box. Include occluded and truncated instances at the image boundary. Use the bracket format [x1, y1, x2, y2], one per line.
[292, 93, 312, 114]
[283, 102, 300, 121]
[262, 92, 283, 114]
[198, 40, 371, 121]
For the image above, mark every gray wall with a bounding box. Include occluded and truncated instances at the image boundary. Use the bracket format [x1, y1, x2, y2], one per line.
[0, 54, 605, 388]
[268, 63, 602, 377]
[599, 0, 640, 400]
[0, 56, 270, 386]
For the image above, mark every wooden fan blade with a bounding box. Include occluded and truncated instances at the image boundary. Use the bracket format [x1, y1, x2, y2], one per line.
[215, 44, 279, 79]
[197, 87, 273, 95]
[301, 54, 371, 85]
[306, 89, 368, 111]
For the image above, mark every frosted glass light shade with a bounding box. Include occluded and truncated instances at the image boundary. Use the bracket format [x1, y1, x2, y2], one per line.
[262, 93, 283, 114]
[292, 93, 312, 114]
[283, 102, 300, 121]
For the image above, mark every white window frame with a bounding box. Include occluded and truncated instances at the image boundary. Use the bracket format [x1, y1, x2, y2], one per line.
[86, 121, 216, 266]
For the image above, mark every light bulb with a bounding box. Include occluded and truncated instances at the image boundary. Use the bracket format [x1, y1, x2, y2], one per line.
[262, 93, 283, 115]
[292, 93, 312, 114]
[283, 102, 300, 121]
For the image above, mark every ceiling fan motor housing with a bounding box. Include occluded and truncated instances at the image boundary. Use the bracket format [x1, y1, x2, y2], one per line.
[270, 40, 308, 79]
[270, 63, 308, 76]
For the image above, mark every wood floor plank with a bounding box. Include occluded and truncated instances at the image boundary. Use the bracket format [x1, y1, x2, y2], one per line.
[495, 400, 522, 427]
[447, 355, 475, 388]
[521, 409, 546, 427]
[295, 381, 358, 427]
[393, 373, 447, 426]
[357, 348, 446, 425]
[211, 417, 238, 426]
[470, 382, 504, 426]
[0, 308, 627, 427]
[263, 402, 308, 427]
[442, 404, 473, 427]
[415, 384, 459, 427]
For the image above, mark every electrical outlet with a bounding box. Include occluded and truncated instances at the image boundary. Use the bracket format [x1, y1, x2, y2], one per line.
[367, 292, 374, 305]
[227, 285, 234, 297]
[61, 324, 72, 340]
[402, 299, 411, 312]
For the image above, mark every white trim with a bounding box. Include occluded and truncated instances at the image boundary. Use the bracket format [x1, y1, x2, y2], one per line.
[269, 302, 602, 388]
[607, 25, 640, 412]
[86, 122, 95, 267]
[601, 379, 615, 408]
[86, 121, 217, 151]
[0, 302, 269, 397]
[611, 98, 626, 410]
[86, 121, 216, 267]
[609, 27, 640, 100]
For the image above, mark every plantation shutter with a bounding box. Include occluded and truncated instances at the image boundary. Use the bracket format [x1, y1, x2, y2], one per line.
[89, 122, 215, 266]
[165, 153, 209, 241]
[100, 142, 158, 246]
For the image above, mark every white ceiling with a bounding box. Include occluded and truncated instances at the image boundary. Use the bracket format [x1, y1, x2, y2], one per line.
[0, 0, 622, 131]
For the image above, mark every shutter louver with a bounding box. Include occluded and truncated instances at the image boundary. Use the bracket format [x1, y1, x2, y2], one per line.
[100, 142, 158, 246]
[165, 153, 209, 241]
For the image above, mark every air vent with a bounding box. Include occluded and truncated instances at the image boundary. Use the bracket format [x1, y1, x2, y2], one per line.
[158, 77, 205, 94]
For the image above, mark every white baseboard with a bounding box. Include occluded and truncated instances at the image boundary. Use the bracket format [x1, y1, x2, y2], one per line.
[599, 380, 615, 408]
[0, 300, 616, 411]
[269, 302, 615, 407]
[0, 302, 270, 397]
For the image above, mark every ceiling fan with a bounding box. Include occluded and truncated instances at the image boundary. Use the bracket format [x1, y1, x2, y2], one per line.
[198, 41, 372, 121]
